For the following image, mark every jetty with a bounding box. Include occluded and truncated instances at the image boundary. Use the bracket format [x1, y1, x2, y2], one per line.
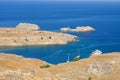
[0, 23, 78, 46]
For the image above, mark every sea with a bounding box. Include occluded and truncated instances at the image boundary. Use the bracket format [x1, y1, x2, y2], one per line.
[0, 1, 120, 64]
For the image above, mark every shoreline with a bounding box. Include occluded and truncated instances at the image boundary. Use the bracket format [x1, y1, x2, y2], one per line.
[0, 51, 119, 65]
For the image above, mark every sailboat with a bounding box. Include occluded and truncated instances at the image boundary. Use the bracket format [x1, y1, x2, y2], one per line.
[66, 53, 70, 63]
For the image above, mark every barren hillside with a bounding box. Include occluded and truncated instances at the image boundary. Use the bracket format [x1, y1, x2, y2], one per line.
[0, 52, 120, 80]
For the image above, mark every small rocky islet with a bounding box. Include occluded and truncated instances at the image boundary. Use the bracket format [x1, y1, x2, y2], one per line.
[60, 26, 95, 32]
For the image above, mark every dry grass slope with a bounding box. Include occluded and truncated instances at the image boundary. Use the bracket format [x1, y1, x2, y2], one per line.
[0, 52, 120, 80]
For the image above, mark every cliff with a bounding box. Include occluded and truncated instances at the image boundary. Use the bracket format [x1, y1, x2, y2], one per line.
[0, 23, 77, 46]
[0, 52, 120, 80]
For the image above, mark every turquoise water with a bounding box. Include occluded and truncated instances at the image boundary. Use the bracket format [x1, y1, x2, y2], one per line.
[0, 1, 120, 64]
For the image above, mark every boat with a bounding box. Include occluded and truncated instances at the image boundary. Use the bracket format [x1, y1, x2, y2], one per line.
[66, 53, 70, 63]
[91, 49, 102, 56]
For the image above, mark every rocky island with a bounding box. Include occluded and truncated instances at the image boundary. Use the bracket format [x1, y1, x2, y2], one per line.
[0, 23, 77, 46]
[0, 52, 120, 80]
[60, 26, 95, 32]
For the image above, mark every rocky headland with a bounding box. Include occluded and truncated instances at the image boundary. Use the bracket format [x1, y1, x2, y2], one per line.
[0, 23, 77, 46]
[0, 52, 120, 80]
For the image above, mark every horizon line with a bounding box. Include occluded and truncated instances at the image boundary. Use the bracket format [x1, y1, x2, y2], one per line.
[0, 0, 120, 2]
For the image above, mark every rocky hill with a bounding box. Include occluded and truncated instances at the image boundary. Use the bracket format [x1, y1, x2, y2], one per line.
[0, 52, 120, 80]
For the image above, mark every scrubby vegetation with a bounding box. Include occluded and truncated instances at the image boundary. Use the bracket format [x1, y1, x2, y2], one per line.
[40, 64, 50, 68]
[73, 55, 80, 61]
[88, 77, 92, 80]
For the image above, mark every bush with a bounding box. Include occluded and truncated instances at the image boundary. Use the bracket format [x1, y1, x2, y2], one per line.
[40, 64, 50, 68]
[88, 77, 92, 80]
[73, 56, 80, 61]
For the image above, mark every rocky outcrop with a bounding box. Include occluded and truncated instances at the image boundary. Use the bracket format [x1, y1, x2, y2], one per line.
[76, 26, 95, 32]
[60, 26, 95, 32]
[0, 52, 120, 80]
[0, 23, 78, 46]
[16, 23, 40, 30]
[87, 60, 114, 77]
[0, 70, 38, 80]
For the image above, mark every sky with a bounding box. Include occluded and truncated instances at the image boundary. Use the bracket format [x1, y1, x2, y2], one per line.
[0, 0, 120, 2]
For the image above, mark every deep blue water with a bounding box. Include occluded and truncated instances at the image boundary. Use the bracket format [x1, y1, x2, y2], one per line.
[0, 1, 120, 64]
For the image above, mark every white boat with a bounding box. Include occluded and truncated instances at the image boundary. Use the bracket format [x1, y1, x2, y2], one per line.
[91, 49, 102, 56]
